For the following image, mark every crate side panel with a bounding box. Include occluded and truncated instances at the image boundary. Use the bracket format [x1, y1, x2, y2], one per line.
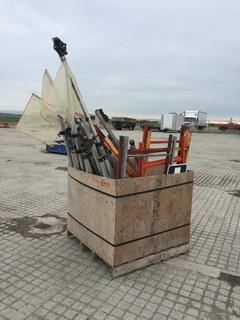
[68, 166, 117, 195]
[115, 182, 193, 243]
[67, 214, 115, 266]
[68, 174, 116, 244]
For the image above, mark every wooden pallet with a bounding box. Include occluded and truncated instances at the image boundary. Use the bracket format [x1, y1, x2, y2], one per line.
[66, 229, 189, 277]
[112, 243, 189, 277]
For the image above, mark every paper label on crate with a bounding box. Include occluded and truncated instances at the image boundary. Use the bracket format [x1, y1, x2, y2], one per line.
[174, 167, 181, 174]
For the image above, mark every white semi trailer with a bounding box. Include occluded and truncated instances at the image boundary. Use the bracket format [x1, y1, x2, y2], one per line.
[160, 113, 184, 131]
[183, 110, 207, 128]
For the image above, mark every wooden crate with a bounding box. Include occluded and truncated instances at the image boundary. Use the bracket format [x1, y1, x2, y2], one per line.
[67, 166, 193, 276]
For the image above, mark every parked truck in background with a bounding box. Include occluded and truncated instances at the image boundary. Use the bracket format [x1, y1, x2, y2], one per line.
[160, 113, 184, 132]
[218, 118, 240, 131]
[111, 117, 136, 130]
[184, 110, 207, 129]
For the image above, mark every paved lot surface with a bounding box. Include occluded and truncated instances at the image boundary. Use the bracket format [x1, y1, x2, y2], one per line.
[0, 128, 240, 320]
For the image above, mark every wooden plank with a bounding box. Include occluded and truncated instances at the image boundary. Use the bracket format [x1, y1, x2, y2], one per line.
[152, 184, 192, 232]
[67, 212, 189, 268]
[116, 171, 193, 196]
[69, 165, 193, 198]
[67, 214, 115, 266]
[68, 166, 117, 196]
[115, 182, 193, 243]
[114, 225, 190, 265]
[68, 174, 116, 243]
[112, 243, 189, 277]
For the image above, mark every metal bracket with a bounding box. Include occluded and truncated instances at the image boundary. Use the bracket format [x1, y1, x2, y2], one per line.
[52, 37, 67, 57]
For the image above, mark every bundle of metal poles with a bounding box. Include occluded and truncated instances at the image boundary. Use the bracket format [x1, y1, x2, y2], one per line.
[60, 108, 192, 179]
[53, 37, 191, 179]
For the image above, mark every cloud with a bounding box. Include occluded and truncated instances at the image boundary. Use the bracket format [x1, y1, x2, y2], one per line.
[0, 0, 240, 118]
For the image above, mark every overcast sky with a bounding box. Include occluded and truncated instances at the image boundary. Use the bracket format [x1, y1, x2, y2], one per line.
[0, 0, 240, 119]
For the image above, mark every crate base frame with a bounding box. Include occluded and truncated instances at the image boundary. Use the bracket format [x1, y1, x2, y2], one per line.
[112, 243, 189, 277]
[67, 213, 190, 277]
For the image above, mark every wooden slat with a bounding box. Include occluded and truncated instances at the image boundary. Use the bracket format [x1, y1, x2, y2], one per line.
[112, 243, 189, 277]
[116, 171, 193, 196]
[114, 225, 190, 266]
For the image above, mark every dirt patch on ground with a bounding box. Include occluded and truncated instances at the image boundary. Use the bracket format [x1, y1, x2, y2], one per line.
[229, 190, 240, 197]
[7, 214, 66, 238]
[55, 166, 68, 171]
[34, 161, 51, 166]
[219, 272, 240, 287]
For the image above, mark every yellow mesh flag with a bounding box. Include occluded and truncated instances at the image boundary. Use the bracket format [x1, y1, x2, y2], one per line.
[16, 93, 58, 144]
[18, 60, 86, 144]
[40, 61, 84, 128]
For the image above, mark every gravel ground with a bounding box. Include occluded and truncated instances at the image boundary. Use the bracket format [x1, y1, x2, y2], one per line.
[0, 128, 240, 320]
